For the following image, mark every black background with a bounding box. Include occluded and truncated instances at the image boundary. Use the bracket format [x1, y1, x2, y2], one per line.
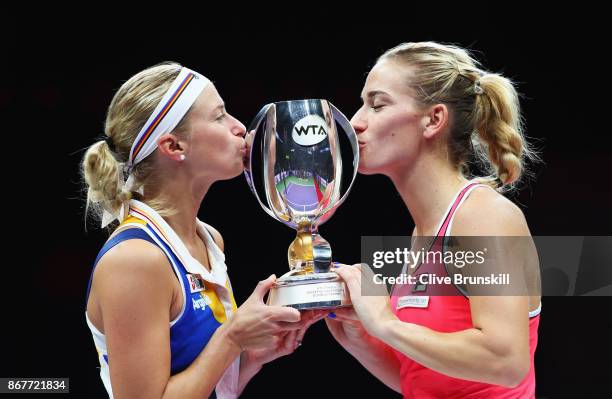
[2, 9, 611, 398]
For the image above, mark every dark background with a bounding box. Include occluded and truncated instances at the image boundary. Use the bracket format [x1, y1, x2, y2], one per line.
[2, 10, 611, 398]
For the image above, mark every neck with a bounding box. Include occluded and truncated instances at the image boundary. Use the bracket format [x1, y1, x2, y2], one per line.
[143, 172, 212, 247]
[389, 153, 468, 236]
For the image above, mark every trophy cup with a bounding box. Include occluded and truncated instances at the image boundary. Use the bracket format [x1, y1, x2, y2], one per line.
[244, 99, 359, 310]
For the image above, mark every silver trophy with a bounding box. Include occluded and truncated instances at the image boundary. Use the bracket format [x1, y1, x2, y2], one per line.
[244, 99, 359, 309]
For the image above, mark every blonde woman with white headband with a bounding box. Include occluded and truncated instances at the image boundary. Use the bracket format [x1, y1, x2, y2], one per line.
[82, 62, 325, 399]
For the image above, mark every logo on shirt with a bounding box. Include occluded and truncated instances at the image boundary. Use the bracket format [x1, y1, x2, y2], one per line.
[412, 274, 428, 293]
[187, 273, 206, 293]
[192, 294, 212, 311]
[396, 295, 429, 309]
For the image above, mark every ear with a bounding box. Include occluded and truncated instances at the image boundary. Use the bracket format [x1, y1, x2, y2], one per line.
[422, 104, 449, 140]
[157, 133, 186, 162]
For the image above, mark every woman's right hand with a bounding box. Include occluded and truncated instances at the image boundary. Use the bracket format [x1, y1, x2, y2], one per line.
[325, 307, 370, 349]
[225, 274, 306, 351]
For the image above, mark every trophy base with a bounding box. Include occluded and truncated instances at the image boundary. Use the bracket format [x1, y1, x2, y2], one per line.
[267, 270, 352, 310]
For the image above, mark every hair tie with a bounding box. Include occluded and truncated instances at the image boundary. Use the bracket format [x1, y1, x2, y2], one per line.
[474, 79, 484, 95]
[104, 135, 116, 152]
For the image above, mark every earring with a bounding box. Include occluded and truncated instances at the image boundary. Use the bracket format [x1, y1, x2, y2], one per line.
[179, 154, 186, 161]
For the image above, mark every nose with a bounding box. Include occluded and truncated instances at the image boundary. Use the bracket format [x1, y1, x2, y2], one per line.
[350, 107, 367, 135]
[230, 114, 247, 137]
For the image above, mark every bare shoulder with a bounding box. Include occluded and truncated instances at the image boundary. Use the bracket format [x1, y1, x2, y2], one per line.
[203, 222, 224, 252]
[93, 239, 174, 304]
[452, 186, 531, 236]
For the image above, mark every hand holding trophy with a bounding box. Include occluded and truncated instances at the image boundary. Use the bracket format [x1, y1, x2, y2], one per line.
[244, 99, 359, 310]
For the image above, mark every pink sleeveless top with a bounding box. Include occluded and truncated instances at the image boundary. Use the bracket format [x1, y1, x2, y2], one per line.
[390, 182, 540, 398]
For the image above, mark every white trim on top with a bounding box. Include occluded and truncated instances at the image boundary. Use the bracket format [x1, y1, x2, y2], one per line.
[529, 302, 542, 318]
[444, 183, 489, 238]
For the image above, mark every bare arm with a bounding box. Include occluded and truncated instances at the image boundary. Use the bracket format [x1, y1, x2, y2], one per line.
[236, 310, 327, 395]
[94, 240, 242, 399]
[338, 268, 530, 388]
[336, 190, 534, 388]
[94, 240, 304, 399]
[326, 308, 402, 393]
[375, 296, 529, 387]
[200, 223, 325, 395]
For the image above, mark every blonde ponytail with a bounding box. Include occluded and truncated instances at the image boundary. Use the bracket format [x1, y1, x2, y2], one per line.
[472, 73, 531, 188]
[81, 140, 132, 228]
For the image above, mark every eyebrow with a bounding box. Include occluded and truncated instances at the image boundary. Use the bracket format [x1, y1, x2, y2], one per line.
[211, 103, 225, 114]
[361, 90, 390, 101]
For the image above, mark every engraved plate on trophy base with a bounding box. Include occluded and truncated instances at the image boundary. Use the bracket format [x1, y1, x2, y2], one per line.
[267, 271, 352, 310]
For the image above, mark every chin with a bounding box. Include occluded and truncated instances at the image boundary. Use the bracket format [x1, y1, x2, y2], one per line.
[358, 163, 379, 175]
[358, 168, 376, 176]
[230, 162, 245, 179]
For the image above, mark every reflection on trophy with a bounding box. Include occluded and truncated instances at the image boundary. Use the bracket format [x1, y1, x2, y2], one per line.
[244, 99, 359, 309]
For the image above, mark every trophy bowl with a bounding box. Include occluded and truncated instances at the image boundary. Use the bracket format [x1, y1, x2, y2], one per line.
[244, 99, 359, 310]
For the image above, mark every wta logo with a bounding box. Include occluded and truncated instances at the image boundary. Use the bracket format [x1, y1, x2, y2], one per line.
[292, 115, 328, 146]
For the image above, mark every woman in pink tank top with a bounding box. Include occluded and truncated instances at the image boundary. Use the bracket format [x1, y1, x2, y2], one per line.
[326, 42, 541, 398]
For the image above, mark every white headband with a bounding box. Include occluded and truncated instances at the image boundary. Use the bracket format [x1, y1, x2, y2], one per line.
[101, 67, 210, 227]
[127, 67, 210, 173]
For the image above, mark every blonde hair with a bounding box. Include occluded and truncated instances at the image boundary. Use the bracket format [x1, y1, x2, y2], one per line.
[379, 42, 538, 190]
[81, 62, 192, 229]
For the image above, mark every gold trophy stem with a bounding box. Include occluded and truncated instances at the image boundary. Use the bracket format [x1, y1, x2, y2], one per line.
[287, 222, 314, 273]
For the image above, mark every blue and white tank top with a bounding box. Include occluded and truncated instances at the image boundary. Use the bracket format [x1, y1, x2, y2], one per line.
[85, 200, 240, 398]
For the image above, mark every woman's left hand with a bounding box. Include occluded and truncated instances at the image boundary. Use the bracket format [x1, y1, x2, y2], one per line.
[243, 310, 327, 367]
[334, 264, 397, 338]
